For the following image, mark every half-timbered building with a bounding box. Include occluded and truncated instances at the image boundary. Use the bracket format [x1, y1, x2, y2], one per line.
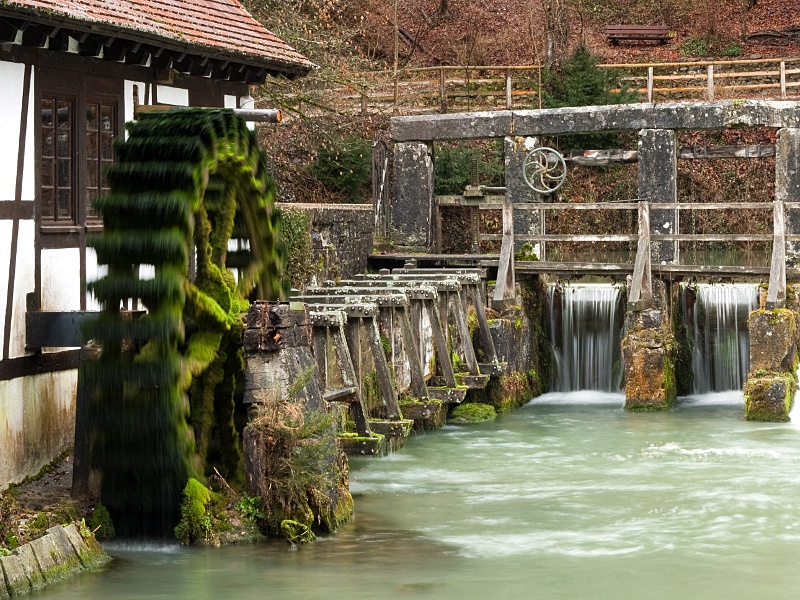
[0, 0, 312, 487]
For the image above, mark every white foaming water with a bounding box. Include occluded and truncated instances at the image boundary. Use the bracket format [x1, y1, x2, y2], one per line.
[528, 390, 625, 406]
[678, 390, 744, 407]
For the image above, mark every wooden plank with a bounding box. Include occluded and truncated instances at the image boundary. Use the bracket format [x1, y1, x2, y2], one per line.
[365, 317, 403, 420]
[426, 298, 457, 388]
[766, 199, 787, 309]
[468, 284, 498, 364]
[398, 308, 430, 399]
[492, 198, 515, 309]
[628, 202, 653, 311]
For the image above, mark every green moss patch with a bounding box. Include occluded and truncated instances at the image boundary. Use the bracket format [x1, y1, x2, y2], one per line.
[449, 403, 497, 423]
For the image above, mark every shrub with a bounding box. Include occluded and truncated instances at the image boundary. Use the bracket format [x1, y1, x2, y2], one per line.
[86, 504, 116, 541]
[434, 140, 503, 195]
[307, 137, 372, 203]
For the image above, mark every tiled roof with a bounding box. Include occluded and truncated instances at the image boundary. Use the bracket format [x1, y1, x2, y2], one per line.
[3, 0, 313, 76]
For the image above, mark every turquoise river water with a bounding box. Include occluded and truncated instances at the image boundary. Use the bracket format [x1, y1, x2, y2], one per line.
[38, 391, 800, 599]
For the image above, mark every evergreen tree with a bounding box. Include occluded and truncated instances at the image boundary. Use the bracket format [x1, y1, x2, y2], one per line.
[543, 45, 640, 149]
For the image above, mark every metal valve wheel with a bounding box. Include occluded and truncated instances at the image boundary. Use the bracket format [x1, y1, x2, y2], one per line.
[522, 147, 567, 194]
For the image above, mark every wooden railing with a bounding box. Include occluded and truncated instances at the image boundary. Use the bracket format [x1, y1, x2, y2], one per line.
[457, 198, 793, 309]
[326, 57, 800, 115]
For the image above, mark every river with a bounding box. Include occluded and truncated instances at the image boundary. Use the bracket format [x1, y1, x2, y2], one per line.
[40, 391, 800, 599]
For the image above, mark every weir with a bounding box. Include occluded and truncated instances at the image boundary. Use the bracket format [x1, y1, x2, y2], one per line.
[682, 284, 759, 393]
[547, 283, 624, 392]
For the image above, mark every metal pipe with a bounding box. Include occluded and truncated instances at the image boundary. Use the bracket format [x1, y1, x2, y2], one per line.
[135, 104, 283, 122]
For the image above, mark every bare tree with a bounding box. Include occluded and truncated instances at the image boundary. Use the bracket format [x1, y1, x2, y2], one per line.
[541, 0, 570, 67]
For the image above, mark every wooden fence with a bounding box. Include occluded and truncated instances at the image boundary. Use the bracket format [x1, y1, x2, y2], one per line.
[330, 57, 800, 115]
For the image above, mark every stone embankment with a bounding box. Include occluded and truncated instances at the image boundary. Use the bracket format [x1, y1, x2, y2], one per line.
[0, 523, 108, 598]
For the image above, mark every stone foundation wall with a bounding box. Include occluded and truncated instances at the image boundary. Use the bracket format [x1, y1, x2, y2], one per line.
[0, 524, 108, 598]
[277, 203, 374, 281]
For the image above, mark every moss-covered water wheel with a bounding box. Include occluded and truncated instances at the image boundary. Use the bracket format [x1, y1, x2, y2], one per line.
[82, 109, 284, 536]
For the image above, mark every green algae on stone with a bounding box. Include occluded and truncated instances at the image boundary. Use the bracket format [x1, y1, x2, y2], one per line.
[449, 402, 497, 423]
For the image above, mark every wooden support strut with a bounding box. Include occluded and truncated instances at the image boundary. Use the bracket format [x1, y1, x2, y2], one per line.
[331, 324, 371, 435]
[425, 297, 458, 388]
[628, 201, 653, 311]
[365, 317, 403, 419]
[452, 291, 480, 375]
[493, 197, 516, 309]
[397, 308, 430, 399]
[766, 199, 787, 310]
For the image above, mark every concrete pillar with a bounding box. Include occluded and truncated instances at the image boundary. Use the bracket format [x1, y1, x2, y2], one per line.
[620, 280, 676, 410]
[638, 129, 678, 264]
[776, 128, 800, 266]
[504, 136, 543, 256]
[390, 141, 434, 250]
[743, 307, 798, 421]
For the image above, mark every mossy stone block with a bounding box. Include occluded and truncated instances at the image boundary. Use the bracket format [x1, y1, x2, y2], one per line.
[61, 523, 109, 570]
[0, 554, 31, 596]
[744, 374, 796, 422]
[400, 400, 447, 431]
[13, 543, 45, 590]
[749, 309, 797, 373]
[29, 532, 78, 584]
[368, 419, 413, 451]
[621, 327, 676, 411]
[337, 432, 386, 456]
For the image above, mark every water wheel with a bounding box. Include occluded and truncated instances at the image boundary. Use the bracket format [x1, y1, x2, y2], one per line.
[81, 109, 284, 535]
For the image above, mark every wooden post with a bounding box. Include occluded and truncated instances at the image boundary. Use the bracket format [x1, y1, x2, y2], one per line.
[398, 308, 429, 399]
[780, 61, 787, 99]
[628, 201, 653, 311]
[366, 317, 403, 419]
[505, 68, 512, 109]
[440, 66, 447, 113]
[332, 325, 371, 435]
[468, 285, 498, 363]
[452, 291, 480, 375]
[426, 298, 457, 387]
[647, 66, 654, 102]
[766, 199, 787, 309]
[707, 65, 714, 102]
[492, 198, 516, 309]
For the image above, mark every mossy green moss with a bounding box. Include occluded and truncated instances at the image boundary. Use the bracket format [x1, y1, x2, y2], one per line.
[449, 402, 497, 423]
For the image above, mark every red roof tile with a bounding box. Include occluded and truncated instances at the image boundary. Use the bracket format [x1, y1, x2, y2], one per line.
[4, 0, 313, 75]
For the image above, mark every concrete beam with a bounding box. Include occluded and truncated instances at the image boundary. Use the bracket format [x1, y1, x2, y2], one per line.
[391, 100, 800, 142]
[776, 128, 800, 266]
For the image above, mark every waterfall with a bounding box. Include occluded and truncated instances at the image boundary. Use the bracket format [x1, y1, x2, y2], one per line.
[682, 284, 758, 393]
[547, 283, 624, 392]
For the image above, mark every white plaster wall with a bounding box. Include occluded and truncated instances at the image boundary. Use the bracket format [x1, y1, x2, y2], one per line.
[0, 220, 10, 353]
[85, 247, 107, 312]
[0, 370, 77, 489]
[0, 61, 35, 202]
[124, 80, 148, 126]
[41, 248, 81, 312]
[157, 85, 189, 106]
[9, 220, 35, 358]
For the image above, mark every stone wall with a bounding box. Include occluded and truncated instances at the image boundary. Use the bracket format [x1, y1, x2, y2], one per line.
[277, 203, 374, 282]
[0, 524, 108, 598]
